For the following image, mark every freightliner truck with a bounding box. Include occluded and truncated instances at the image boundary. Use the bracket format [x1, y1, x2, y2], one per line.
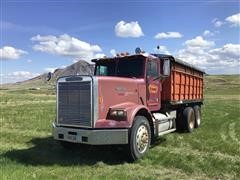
[52, 48, 204, 161]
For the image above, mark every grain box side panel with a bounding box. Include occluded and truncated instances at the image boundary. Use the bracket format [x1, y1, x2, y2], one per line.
[161, 59, 204, 104]
[171, 62, 203, 102]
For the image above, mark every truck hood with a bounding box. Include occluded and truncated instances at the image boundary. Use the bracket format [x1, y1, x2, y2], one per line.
[97, 76, 144, 120]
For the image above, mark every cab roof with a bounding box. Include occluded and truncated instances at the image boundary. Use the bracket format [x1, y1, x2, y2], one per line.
[92, 53, 205, 73]
[91, 53, 148, 63]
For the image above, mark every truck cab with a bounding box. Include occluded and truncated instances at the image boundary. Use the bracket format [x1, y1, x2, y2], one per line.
[52, 50, 204, 161]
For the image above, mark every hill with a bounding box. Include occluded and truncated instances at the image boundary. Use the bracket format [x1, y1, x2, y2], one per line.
[2, 60, 94, 90]
[204, 74, 240, 95]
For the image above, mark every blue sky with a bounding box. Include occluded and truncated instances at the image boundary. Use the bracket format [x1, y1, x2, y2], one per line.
[1, 1, 240, 83]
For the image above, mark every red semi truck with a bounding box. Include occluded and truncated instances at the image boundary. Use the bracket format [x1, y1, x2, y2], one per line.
[52, 48, 204, 160]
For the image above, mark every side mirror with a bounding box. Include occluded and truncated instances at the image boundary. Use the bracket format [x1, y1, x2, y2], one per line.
[46, 72, 52, 81]
[163, 59, 170, 76]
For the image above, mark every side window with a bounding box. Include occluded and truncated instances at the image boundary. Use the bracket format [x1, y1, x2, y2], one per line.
[96, 65, 108, 76]
[147, 60, 158, 78]
[163, 58, 170, 76]
[95, 61, 116, 76]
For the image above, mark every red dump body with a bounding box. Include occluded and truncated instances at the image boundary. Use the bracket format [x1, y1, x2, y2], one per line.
[161, 58, 204, 104]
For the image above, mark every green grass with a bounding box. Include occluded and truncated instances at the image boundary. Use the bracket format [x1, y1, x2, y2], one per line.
[204, 75, 240, 95]
[0, 75, 240, 179]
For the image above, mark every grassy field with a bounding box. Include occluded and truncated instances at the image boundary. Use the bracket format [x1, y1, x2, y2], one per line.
[0, 75, 240, 179]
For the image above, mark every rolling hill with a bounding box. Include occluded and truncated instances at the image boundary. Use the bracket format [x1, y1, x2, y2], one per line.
[2, 60, 94, 89]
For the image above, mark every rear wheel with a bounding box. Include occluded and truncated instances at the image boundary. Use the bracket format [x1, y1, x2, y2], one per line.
[193, 105, 201, 128]
[183, 107, 195, 132]
[176, 109, 184, 131]
[128, 116, 151, 161]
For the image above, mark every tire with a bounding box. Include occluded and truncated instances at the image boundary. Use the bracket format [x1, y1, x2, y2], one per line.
[193, 105, 201, 128]
[183, 107, 195, 133]
[176, 109, 184, 131]
[59, 141, 77, 150]
[128, 116, 151, 161]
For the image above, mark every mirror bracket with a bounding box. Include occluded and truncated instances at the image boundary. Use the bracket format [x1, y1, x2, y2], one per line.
[152, 74, 168, 81]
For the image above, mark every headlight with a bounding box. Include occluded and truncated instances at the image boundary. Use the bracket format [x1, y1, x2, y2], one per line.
[107, 109, 127, 121]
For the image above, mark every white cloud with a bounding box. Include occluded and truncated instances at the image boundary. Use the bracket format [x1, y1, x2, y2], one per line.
[215, 21, 224, 27]
[177, 47, 207, 67]
[44, 65, 66, 72]
[154, 32, 183, 39]
[94, 53, 106, 59]
[72, 59, 79, 63]
[27, 59, 32, 63]
[10, 71, 37, 77]
[212, 13, 240, 28]
[203, 30, 210, 36]
[115, 21, 144, 38]
[203, 30, 214, 37]
[44, 67, 56, 73]
[154, 46, 170, 55]
[1, 71, 40, 84]
[31, 34, 102, 61]
[110, 49, 116, 56]
[225, 13, 240, 27]
[176, 37, 240, 74]
[0, 46, 27, 60]
[184, 36, 215, 49]
[31, 34, 58, 42]
[209, 43, 240, 60]
[212, 18, 224, 27]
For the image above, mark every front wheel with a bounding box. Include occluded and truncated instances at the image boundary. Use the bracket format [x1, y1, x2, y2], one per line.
[128, 116, 151, 161]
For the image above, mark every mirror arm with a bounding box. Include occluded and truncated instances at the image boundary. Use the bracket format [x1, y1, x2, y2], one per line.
[46, 72, 52, 81]
[153, 74, 168, 81]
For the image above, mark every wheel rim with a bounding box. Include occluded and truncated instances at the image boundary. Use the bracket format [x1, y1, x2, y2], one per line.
[136, 125, 149, 153]
[196, 110, 201, 125]
[189, 112, 195, 129]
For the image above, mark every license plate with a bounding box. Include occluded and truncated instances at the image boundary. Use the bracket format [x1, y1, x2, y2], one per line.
[67, 135, 76, 141]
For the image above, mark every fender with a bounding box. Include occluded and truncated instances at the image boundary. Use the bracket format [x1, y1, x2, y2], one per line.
[109, 102, 152, 126]
[95, 102, 153, 129]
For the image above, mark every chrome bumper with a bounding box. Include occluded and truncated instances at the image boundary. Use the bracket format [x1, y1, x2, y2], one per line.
[52, 123, 128, 145]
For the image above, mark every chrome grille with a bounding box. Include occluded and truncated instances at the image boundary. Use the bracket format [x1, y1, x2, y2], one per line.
[57, 81, 92, 127]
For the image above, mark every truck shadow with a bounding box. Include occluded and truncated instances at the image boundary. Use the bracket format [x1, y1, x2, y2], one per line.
[3, 137, 131, 166]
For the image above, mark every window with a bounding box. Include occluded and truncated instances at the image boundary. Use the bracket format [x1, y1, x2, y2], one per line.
[95, 57, 144, 78]
[147, 60, 158, 78]
[163, 59, 170, 76]
[95, 61, 116, 76]
[96, 66, 108, 76]
[117, 58, 144, 78]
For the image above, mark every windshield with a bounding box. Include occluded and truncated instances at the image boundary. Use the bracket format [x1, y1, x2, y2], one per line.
[95, 57, 144, 78]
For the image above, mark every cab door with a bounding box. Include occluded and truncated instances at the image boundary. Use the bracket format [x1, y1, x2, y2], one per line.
[146, 58, 161, 111]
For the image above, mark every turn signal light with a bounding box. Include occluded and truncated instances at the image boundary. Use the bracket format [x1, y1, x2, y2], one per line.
[99, 96, 103, 104]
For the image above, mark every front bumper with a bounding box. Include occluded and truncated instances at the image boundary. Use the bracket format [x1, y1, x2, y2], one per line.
[52, 123, 129, 145]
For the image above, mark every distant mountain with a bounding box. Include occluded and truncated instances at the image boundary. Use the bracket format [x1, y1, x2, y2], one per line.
[3, 60, 94, 89]
[52, 60, 94, 78]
